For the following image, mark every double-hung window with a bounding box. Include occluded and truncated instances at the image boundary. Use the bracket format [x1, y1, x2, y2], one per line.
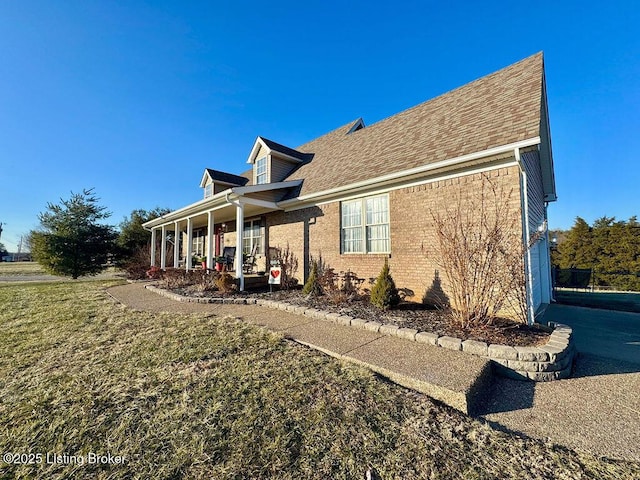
[341, 194, 390, 253]
[256, 156, 268, 184]
[192, 229, 205, 256]
[243, 219, 263, 255]
[204, 183, 213, 199]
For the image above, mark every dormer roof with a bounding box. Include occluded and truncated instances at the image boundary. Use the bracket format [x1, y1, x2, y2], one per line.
[246, 136, 309, 164]
[199, 168, 250, 188]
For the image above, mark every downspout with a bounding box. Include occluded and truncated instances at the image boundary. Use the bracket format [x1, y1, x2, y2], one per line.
[515, 148, 535, 325]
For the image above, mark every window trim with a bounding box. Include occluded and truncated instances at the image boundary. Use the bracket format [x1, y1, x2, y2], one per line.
[255, 156, 268, 184]
[243, 218, 264, 256]
[340, 193, 390, 254]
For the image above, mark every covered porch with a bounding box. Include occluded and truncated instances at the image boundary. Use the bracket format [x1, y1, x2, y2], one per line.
[143, 181, 301, 291]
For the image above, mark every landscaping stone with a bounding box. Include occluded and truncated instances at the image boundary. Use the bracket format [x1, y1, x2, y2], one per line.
[379, 324, 400, 336]
[325, 312, 342, 323]
[438, 336, 462, 351]
[539, 345, 565, 363]
[336, 315, 353, 326]
[350, 318, 368, 329]
[488, 344, 518, 360]
[397, 328, 418, 341]
[363, 321, 382, 333]
[294, 306, 307, 315]
[508, 359, 539, 373]
[462, 339, 488, 356]
[515, 346, 549, 362]
[415, 331, 438, 345]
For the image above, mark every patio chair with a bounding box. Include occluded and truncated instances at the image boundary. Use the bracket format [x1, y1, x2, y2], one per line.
[222, 246, 236, 271]
[243, 243, 258, 274]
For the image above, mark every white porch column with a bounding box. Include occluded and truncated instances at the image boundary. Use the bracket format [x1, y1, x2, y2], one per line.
[150, 228, 157, 267]
[235, 202, 245, 291]
[160, 225, 167, 270]
[173, 221, 180, 268]
[206, 210, 215, 270]
[186, 217, 193, 271]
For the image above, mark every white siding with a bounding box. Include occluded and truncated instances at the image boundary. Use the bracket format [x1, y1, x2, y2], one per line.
[521, 149, 552, 312]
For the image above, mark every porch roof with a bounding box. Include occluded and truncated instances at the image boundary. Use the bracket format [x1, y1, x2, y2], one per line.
[142, 180, 302, 230]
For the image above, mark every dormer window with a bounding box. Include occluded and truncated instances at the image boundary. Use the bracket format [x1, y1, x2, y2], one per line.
[204, 183, 213, 199]
[256, 156, 268, 184]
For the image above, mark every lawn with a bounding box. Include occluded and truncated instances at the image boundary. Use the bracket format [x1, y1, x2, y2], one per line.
[0, 281, 638, 479]
[0, 261, 45, 276]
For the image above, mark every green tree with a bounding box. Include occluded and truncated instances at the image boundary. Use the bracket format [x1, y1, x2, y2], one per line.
[29, 189, 117, 279]
[0, 242, 7, 258]
[117, 208, 171, 256]
[370, 259, 400, 310]
[557, 217, 596, 269]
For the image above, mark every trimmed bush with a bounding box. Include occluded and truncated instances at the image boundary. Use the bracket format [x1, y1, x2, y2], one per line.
[370, 259, 400, 310]
[302, 260, 323, 297]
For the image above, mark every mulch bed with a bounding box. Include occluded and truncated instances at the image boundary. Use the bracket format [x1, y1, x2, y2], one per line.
[169, 285, 551, 347]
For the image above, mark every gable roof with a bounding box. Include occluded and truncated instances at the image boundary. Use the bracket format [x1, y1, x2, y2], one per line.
[246, 136, 310, 164]
[200, 168, 249, 188]
[281, 53, 546, 198]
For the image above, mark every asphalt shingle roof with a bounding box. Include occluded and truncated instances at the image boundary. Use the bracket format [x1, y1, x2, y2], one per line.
[281, 53, 544, 197]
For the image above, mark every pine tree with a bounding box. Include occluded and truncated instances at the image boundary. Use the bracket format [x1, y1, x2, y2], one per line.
[302, 260, 323, 297]
[370, 259, 400, 310]
[29, 189, 117, 279]
[558, 217, 596, 269]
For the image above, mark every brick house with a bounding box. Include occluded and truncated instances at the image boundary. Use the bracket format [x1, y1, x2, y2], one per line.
[143, 52, 556, 322]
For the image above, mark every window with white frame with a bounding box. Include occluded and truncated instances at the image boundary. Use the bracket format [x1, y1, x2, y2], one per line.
[204, 183, 213, 199]
[192, 228, 205, 256]
[255, 156, 268, 184]
[341, 194, 390, 253]
[243, 219, 263, 255]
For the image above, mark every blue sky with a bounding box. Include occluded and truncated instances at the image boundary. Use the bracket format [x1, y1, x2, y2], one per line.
[1, 1, 639, 252]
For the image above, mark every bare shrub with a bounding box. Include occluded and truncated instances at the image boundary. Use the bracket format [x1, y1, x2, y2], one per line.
[193, 270, 220, 293]
[431, 173, 527, 327]
[123, 246, 153, 280]
[272, 244, 299, 290]
[161, 268, 199, 289]
[215, 272, 236, 294]
[313, 258, 364, 304]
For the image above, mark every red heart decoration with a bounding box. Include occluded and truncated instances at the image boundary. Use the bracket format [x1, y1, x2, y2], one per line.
[270, 270, 280, 278]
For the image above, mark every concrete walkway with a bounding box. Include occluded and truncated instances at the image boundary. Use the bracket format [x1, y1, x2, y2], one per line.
[107, 283, 492, 415]
[107, 283, 640, 462]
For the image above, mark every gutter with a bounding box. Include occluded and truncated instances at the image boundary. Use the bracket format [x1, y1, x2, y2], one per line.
[280, 137, 541, 206]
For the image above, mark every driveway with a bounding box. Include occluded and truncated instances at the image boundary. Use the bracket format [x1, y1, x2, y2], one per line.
[542, 303, 640, 365]
[482, 303, 640, 461]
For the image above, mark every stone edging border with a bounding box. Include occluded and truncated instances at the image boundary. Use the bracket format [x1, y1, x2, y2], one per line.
[144, 284, 575, 382]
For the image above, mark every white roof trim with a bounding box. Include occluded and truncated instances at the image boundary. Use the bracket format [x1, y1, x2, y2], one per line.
[231, 180, 302, 195]
[246, 137, 269, 164]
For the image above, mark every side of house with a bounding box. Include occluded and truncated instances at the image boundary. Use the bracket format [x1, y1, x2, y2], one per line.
[144, 52, 556, 322]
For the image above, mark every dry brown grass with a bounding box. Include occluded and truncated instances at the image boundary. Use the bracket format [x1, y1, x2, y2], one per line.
[0, 280, 637, 479]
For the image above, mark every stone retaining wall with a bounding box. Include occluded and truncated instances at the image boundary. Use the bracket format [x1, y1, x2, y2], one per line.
[144, 285, 575, 381]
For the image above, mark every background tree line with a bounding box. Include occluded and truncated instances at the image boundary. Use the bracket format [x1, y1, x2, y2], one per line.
[551, 216, 640, 291]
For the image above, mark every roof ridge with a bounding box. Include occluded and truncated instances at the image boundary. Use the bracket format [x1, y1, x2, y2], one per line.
[357, 52, 543, 135]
